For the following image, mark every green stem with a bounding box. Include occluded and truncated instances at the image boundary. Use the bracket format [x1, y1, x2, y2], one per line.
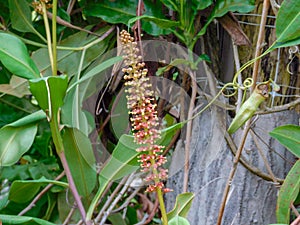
[157, 187, 168, 225]
[52, 0, 58, 76]
[41, 2, 54, 73]
[49, 113, 90, 224]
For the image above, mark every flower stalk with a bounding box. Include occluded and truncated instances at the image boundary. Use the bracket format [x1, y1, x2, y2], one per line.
[120, 30, 171, 225]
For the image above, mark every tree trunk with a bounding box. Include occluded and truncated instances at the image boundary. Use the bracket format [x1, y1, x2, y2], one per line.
[166, 108, 298, 224]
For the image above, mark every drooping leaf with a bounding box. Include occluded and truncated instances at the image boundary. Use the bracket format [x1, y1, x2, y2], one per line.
[0, 214, 56, 225]
[29, 76, 68, 120]
[9, 177, 68, 203]
[195, 0, 255, 38]
[32, 26, 112, 77]
[167, 192, 194, 221]
[63, 127, 97, 197]
[0, 33, 40, 79]
[0, 75, 31, 98]
[168, 216, 190, 225]
[0, 111, 46, 166]
[272, 36, 300, 49]
[8, 0, 46, 42]
[275, 0, 300, 43]
[276, 160, 300, 223]
[269, 125, 300, 158]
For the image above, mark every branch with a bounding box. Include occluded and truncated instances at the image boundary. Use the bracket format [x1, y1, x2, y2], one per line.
[18, 171, 65, 216]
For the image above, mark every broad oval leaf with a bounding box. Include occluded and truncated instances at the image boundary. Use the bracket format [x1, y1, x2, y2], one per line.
[167, 192, 195, 221]
[9, 177, 68, 203]
[276, 160, 300, 223]
[0, 110, 46, 167]
[0, 33, 40, 79]
[276, 0, 300, 43]
[269, 124, 300, 157]
[169, 216, 190, 225]
[0, 214, 56, 225]
[63, 127, 96, 197]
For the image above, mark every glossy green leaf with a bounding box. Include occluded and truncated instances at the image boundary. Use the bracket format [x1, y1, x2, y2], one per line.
[0, 75, 31, 98]
[9, 177, 68, 203]
[0, 111, 46, 166]
[169, 216, 190, 225]
[276, 160, 300, 223]
[195, 0, 255, 38]
[269, 125, 300, 157]
[8, 0, 46, 42]
[29, 76, 68, 120]
[0, 33, 40, 79]
[32, 26, 111, 77]
[167, 192, 194, 221]
[83, 0, 171, 35]
[276, 0, 300, 43]
[63, 127, 97, 197]
[0, 214, 56, 225]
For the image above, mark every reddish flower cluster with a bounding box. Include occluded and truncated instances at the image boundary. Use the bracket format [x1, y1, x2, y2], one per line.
[120, 30, 171, 193]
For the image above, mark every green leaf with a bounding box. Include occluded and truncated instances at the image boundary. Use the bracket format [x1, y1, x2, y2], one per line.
[108, 213, 127, 225]
[0, 111, 46, 166]
[271, 36, 300, 49]
[0, 33, 40, 79]
[63, 127, 97, 197]
[66, 56, 122, 92]
[29, 76, 68, 120]
[193, 0, 213, 10]
[128, 15, 179, 29]
[32, 26, 111, 77]
[167, 192, 194, 221]
[269, 125, 300, 157]
[159, 0, 178, 11]
[169, 216, 190, 225]
[276, 160, 300, 223]
[0, 214, 56, 225]
[9, 110, 46, 127]
[195, 0, 255, 38]
[9, 177, 68, 203]
[275, 0, 300, 43]
[8, 0, 46, 42]
[83, 0, 172, 35]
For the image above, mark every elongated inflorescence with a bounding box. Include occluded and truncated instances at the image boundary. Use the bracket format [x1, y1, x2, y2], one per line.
[120, 30, 171, 193]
